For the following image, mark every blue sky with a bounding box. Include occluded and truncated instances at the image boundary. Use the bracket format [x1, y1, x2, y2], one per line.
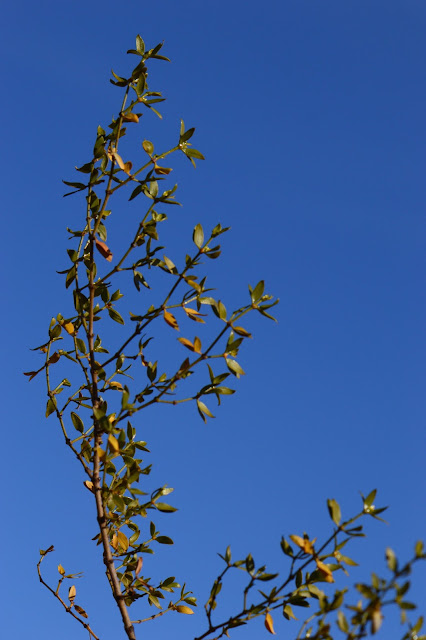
[1, 2, 425, 639]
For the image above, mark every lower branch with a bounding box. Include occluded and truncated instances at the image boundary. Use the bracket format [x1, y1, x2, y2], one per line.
[37, 551, 100, 640]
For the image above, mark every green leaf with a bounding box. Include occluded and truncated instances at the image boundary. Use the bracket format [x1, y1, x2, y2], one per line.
[385, 547, 397, 572]
[250, 280, 264, 303]
[148, 594, 162, 609]
[258, 572, 278, 581]
[197, 399, 214, 419]
[226, 358, 245, 377]
[327, 498, 341, 526]
[142, 140, 154, 155]
[71, 412, 84, 433]
[337, 611, 349, 632]
[155, 536, 174, 544]
[155, 502, 177, 513]
[363, 489, 377, 508]
[46, 397, 57, 418]
[280, 537, 294, 557]
[108, 308, 125, 325]
[180, 127, 195, 142]
[75, 338, 87, 354]
[193, 223, 204, 249]
[185, 148, 205, 160]
[136, 34, 145, 54]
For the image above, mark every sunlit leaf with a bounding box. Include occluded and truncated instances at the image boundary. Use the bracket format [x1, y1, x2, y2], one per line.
[95, 239, 113, 262]
[176, 605, 194, 615]
[289, 535, 316, 555]
[163, 309, 179, 330]
[264, 612, 276, 634]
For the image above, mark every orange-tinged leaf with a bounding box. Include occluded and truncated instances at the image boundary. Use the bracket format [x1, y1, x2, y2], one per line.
[58, 564, 65, 576]
[122, 112, 139, 123]
[68, 585, 76, 602]
[178, 337, 195, 351]
[193, 336, 202, 354]
[109, 380, 123, 389]
[135, 556, 143, 576]
[289, 534, 316, 555]
[163, 309, 179, 330]
[175, 605, 194, 615]
[95, 238, 113, 262]
[74, 604, 88, 619]
[83, 480, 94, 492]
[184, 307, 206, 323]
[264, 612, 276, 634]
[48, 352, 60, 364]
[109, 381, 123, 390]
[123, 161, 133, 174]
[316, 559, 334, 583]
[24, 370, 40, 381]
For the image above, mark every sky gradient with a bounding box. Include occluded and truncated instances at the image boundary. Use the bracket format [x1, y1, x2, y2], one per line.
[1, 2, 425, 639]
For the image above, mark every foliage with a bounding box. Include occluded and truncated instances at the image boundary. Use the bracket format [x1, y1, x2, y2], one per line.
[28, 35, 424, 640]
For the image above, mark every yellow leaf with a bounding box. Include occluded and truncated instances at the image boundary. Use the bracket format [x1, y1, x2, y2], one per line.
[58, 564, 65, 576]
[178, 337, 195, 351]
[108, 434, 120, 454]
[83, 480, 94, 492]
[175, 605, 194, 615]
[316, 559, 334, 583]
[163, 309, 179, 330]
[97, 447, 106, 462]
[193, 336, 202, 354]
[109, 381, 123, 390]
[111, 534, 118, 550]
[283, 604, 297, 620]
[74, 604, 88, 619]
[154, 164, 173, 175]
[68, 585, 76, 602]
[371, 606, 383, 634]
[184, 307, 206, 323]
[185, 278, 201, 292]
[122, 112, 139, 123]
[63, 322, 75, 335]
[232, 325, 252, 338]
[264, 612, 276, 634]
[289, 534, 316, 555]
[117, 531, 129, 552]
[112, 151, 126, 171]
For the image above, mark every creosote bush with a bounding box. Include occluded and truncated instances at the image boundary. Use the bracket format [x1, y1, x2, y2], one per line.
[28, 35, 425, 640]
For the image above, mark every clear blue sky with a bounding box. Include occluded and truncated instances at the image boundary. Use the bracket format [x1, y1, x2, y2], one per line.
[1, 2, 425, 639]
